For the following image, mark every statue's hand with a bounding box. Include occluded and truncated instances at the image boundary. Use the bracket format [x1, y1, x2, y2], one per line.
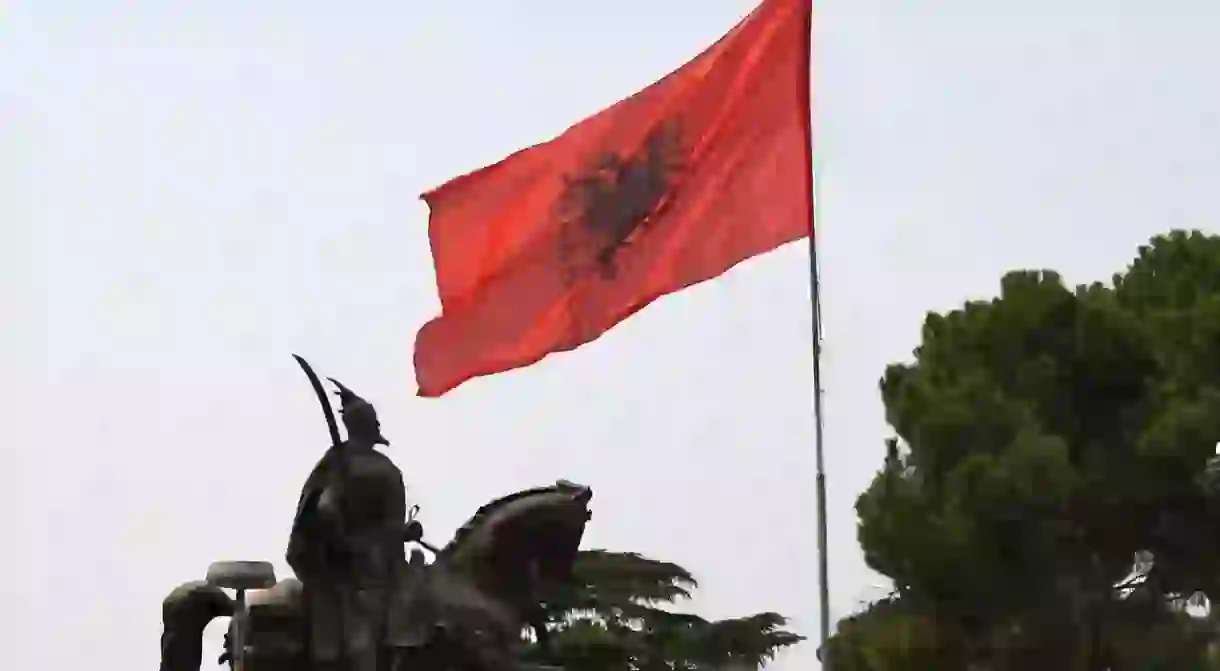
[403, 519, 424, 543]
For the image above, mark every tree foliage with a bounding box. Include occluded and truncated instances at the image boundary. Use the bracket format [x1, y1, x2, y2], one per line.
[523, 550, 804, 670]
[829, 231, 1220, 668]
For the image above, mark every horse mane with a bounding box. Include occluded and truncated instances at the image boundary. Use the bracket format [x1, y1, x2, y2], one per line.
[439, 482, 579, 559]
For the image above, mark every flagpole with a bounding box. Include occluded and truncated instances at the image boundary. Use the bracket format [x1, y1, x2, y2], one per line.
[801, 0, 832, 663]
[809, 169, 831, 663]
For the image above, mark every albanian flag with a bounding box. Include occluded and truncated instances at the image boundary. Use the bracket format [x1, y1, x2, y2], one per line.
[415, 0, 813, 397]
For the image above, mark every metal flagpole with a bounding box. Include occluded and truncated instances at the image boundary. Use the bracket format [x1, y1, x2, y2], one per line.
[809, 168, 831, 664]
[799, 0, 832, 662]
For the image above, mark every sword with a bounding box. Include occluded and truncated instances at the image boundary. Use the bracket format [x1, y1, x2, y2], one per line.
[292, 354, 351, 665]
[294, 354, 341, 446]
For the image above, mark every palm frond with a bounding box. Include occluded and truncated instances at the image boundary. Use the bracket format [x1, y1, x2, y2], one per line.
[528, 549, 803, 670]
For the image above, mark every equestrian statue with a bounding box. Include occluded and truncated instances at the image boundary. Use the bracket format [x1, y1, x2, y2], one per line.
[158, 355, 593, 671]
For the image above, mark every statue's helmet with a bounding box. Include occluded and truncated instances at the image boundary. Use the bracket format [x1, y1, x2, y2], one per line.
[327, 377, 390, 446]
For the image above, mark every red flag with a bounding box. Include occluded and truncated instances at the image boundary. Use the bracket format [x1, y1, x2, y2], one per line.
[415, 0, 813, 396]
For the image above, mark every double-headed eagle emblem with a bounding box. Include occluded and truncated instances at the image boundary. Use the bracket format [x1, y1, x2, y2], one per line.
[558, 119, 685, 281]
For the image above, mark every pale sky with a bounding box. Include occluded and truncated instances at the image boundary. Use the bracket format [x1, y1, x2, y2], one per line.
[5, 1, 1220, 670]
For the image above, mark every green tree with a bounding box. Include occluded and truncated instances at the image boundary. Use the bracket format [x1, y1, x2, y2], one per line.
[828, 230, 1220, 669]
[825, 591, 1216, 671]
[522, 550, 804, 670]
[820, 594, 969, 670]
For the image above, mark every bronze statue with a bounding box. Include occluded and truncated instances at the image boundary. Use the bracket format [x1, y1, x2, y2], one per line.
[158, 356, 591, 671]
[286, 357, 417, 671]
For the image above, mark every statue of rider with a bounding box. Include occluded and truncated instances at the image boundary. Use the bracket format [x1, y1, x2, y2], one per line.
[286, 379, 423, 671]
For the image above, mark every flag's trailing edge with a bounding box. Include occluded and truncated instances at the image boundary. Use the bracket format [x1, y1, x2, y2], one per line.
[414, 0, 813, 397]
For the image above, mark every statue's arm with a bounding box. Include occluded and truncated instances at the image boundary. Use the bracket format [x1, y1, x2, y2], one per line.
[364, 465, 422, 543]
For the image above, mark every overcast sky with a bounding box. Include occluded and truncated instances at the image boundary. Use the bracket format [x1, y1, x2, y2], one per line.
[5, 1, 1220, 669]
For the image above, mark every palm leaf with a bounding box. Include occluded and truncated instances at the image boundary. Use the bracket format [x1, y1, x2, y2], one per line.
[528, 550, 802, 669]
